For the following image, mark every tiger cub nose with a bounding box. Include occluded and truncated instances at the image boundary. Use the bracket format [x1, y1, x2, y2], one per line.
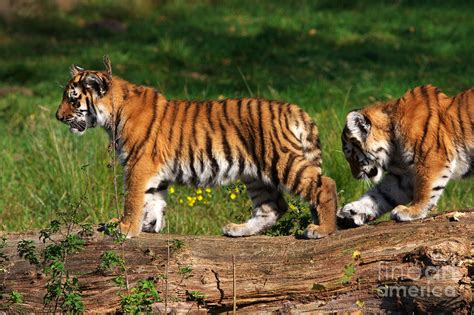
[56, 109, 65, 122]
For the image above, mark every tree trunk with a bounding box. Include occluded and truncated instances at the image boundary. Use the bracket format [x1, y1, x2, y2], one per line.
[1, 210, 473, 314]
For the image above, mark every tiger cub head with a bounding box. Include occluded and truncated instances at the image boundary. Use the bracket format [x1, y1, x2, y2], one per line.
[56, 64, 110, 135]
[341, 105, 392, 183]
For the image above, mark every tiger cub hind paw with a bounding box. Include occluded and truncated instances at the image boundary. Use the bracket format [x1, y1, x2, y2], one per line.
[304, 224, 333, 239]
[391, 205, 426, 222]
[222, 223, 254, 237]
[118, 222, 141, 238]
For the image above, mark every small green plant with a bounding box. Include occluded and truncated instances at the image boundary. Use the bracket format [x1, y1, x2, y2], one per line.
[40, 217, 86, 313]
[178, 266, 192, 277]
[171, 239, 184, 250]
[1, 290, 24, 312]
[341, 263, 356, 284]
[120, 279, 161, 313]
[186, 290, 206, 302]
[16, 199, 90, 313]
[9, 291, 23, 304]
[98, 250, 125, 273]
[101, 221, 126, 244]
[17, 239, 40, 266]
[265, 196, 312, 236]
[113, 275, 127, 289]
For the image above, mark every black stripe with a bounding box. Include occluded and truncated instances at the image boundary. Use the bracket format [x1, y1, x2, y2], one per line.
[417, 85, 432, 155]
[268, 102, 287, 164]
[269, 140, 280, 186]
[124, 90, 158, 166]
[167, 101, 179, 143]
[191, 102, 200, 146]
[122, 84, 129, 100]
[145, 181, 169, 194]
[153, 98, 169, 162]
[219, 120, 233, 176]
[175, 101, 190, 162]
[282, 155, 298, 186]
[85, 96, 97, 126]
[188, 142, 197, 185]
[206, 101, 215, 133]
[237, 99, 244, 124]
[280, 104, 304, 151]
[222, 100, 231, 125]
[237, 148, 246, 175]
[257, 100, 266, 172]
[199, 151, 205, 177]
[206, 135, 218, 179]
[432, 186, 445, 191]
[175, 162, 184, 184]
[290, 164, 309, 192]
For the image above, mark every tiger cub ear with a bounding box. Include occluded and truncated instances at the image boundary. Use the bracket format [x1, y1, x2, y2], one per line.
[70, 64, 84, 77]
[83, 73, 109, 97]
[346, 111, 371, 142]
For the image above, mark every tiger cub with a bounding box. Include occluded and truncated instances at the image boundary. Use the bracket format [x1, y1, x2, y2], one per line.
[56, 61, 337, 238]
[337, 85, 473, 226]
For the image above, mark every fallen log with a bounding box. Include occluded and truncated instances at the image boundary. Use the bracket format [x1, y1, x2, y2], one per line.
[0, 210, 473, 313]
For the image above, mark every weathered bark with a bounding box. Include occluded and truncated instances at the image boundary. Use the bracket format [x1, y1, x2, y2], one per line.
[1, 210, 473, 314]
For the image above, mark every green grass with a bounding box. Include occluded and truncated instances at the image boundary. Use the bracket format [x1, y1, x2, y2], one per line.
[0, 0, 472, 233]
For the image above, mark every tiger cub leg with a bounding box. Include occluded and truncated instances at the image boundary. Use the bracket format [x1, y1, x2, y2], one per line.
[222, 181, 288, 237]
[141, 184, 167, 233]
[338, 173, 413, 225]
[303, 176, 337, 239]
[117, 166, 157, 238]
[391, 161, 450, 221]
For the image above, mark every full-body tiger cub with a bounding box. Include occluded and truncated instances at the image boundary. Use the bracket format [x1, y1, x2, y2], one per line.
[56, 61, 337, 238]
[337, 85, 473, 225]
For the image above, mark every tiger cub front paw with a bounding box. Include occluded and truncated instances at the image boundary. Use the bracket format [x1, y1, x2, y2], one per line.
[337, 201, 376, 226]
[391, 205, 427, 222]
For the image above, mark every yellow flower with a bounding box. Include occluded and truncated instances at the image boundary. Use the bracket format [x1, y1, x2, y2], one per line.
[179, 199, 183, 204]
[205, 188, 212, 193]
[230, 193, 237, 200]
[169, 186, 175, 194]
[289, 204, 297, 210]
[196, 188, 203, 194]
[197, 195, 203, 201]
[234, 187, 240, 193]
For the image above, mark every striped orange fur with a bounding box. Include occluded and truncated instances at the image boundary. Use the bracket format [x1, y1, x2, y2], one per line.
[56, 62, 337, 238]
[338, 85, 473, 226]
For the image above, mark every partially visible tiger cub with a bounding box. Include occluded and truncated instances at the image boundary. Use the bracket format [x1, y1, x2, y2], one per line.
[337, 85, 473, 226]
[56, 60, 337, 238]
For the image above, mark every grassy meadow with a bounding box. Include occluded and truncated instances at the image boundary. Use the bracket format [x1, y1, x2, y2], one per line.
[0, 0, 473, 234]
